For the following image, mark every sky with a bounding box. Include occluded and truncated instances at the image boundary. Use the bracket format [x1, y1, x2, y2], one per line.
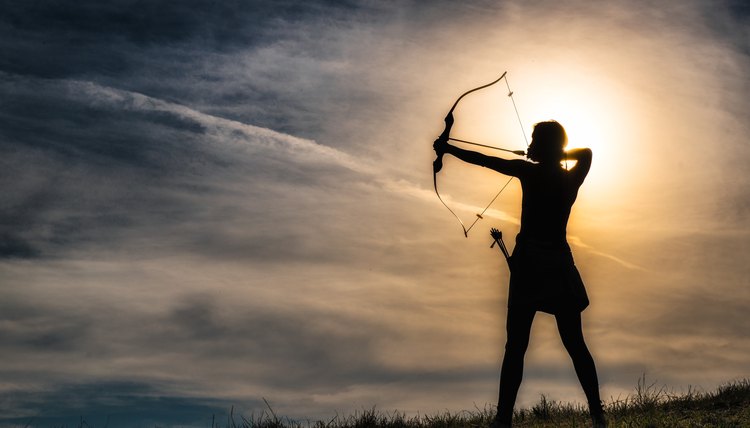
[0, 0, 748, 426]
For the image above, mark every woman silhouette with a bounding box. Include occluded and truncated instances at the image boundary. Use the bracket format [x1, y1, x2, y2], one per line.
[434, 116, 606, 427]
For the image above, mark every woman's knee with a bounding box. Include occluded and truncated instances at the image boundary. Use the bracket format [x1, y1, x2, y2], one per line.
[504, 334, 531, 355]
[505, 307, 535, 351]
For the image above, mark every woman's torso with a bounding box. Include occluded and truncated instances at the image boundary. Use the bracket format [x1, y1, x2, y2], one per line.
[518, 164, 580, 244]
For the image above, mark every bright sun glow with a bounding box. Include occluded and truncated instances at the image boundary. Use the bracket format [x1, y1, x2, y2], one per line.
[517, 66, 633, 196]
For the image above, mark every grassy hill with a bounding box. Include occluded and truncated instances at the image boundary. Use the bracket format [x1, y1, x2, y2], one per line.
[22, 378, 748, 427]
[235, 378, 749, 428]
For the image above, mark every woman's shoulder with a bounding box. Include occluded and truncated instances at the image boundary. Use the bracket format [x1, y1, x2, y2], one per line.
[486, 158, 533, 178]
[510, 159, 535, 176]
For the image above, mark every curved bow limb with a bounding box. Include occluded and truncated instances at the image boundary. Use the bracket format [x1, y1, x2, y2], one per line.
[433, 112, 468, 236]
[433, 71, 527, 238]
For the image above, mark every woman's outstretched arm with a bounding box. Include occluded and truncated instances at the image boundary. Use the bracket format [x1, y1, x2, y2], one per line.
[434, 137, 527, 177]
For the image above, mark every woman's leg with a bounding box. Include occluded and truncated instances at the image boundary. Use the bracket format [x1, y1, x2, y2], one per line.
[554, 310, 605, 423]
[496, 305, 536, 425]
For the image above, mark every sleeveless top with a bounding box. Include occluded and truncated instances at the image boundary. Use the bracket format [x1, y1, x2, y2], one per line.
[508, 163, 589, 313]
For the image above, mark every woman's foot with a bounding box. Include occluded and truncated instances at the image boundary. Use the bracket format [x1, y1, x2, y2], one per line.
[489, 418, 511, 428]
[591, 413, 607, 427]
[589, 399, 606, 427]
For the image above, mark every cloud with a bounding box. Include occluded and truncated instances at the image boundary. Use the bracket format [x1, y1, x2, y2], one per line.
[0, 381, 231, 426]
[567, 236, 646, 271]
[0, 1, 364, 77]
[0, 72, 374, 261]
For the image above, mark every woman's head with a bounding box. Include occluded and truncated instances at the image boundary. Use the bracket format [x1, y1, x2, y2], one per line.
[527, 121, 567, 163]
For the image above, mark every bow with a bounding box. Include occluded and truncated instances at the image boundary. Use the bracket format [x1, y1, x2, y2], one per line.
[433, 71, 529, 237]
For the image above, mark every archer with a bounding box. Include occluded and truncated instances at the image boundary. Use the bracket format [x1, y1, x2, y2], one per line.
[433, 114, 606, 428]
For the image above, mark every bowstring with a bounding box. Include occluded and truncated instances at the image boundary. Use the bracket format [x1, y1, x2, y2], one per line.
[504, 74, 529, 146]
[463, 73, 528, 236]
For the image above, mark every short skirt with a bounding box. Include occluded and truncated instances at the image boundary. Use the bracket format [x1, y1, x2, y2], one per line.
[508, 236, 589, 314]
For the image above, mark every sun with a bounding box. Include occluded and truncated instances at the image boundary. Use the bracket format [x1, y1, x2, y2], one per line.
[517, 69, 632, 195]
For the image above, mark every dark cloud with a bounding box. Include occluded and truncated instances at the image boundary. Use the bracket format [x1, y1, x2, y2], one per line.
[0, 0, 389, 141]
[0, 233, 39, 259]
[0, 381, 232, 426]
[701, 0, 750, 55]
[0, 0, 364, 77]
[155, 293, 399, 389]
[0, 298, 99, 356]
[0, 74, 206, 169]
[0, 71, 367, 261]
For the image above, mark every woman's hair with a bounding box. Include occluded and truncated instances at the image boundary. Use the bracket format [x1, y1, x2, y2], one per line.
[528, 121, 567, 162]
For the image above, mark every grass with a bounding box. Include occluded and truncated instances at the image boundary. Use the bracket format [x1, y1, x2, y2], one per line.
[226, 378, 750, 428]
[34, 378, 750, 427]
